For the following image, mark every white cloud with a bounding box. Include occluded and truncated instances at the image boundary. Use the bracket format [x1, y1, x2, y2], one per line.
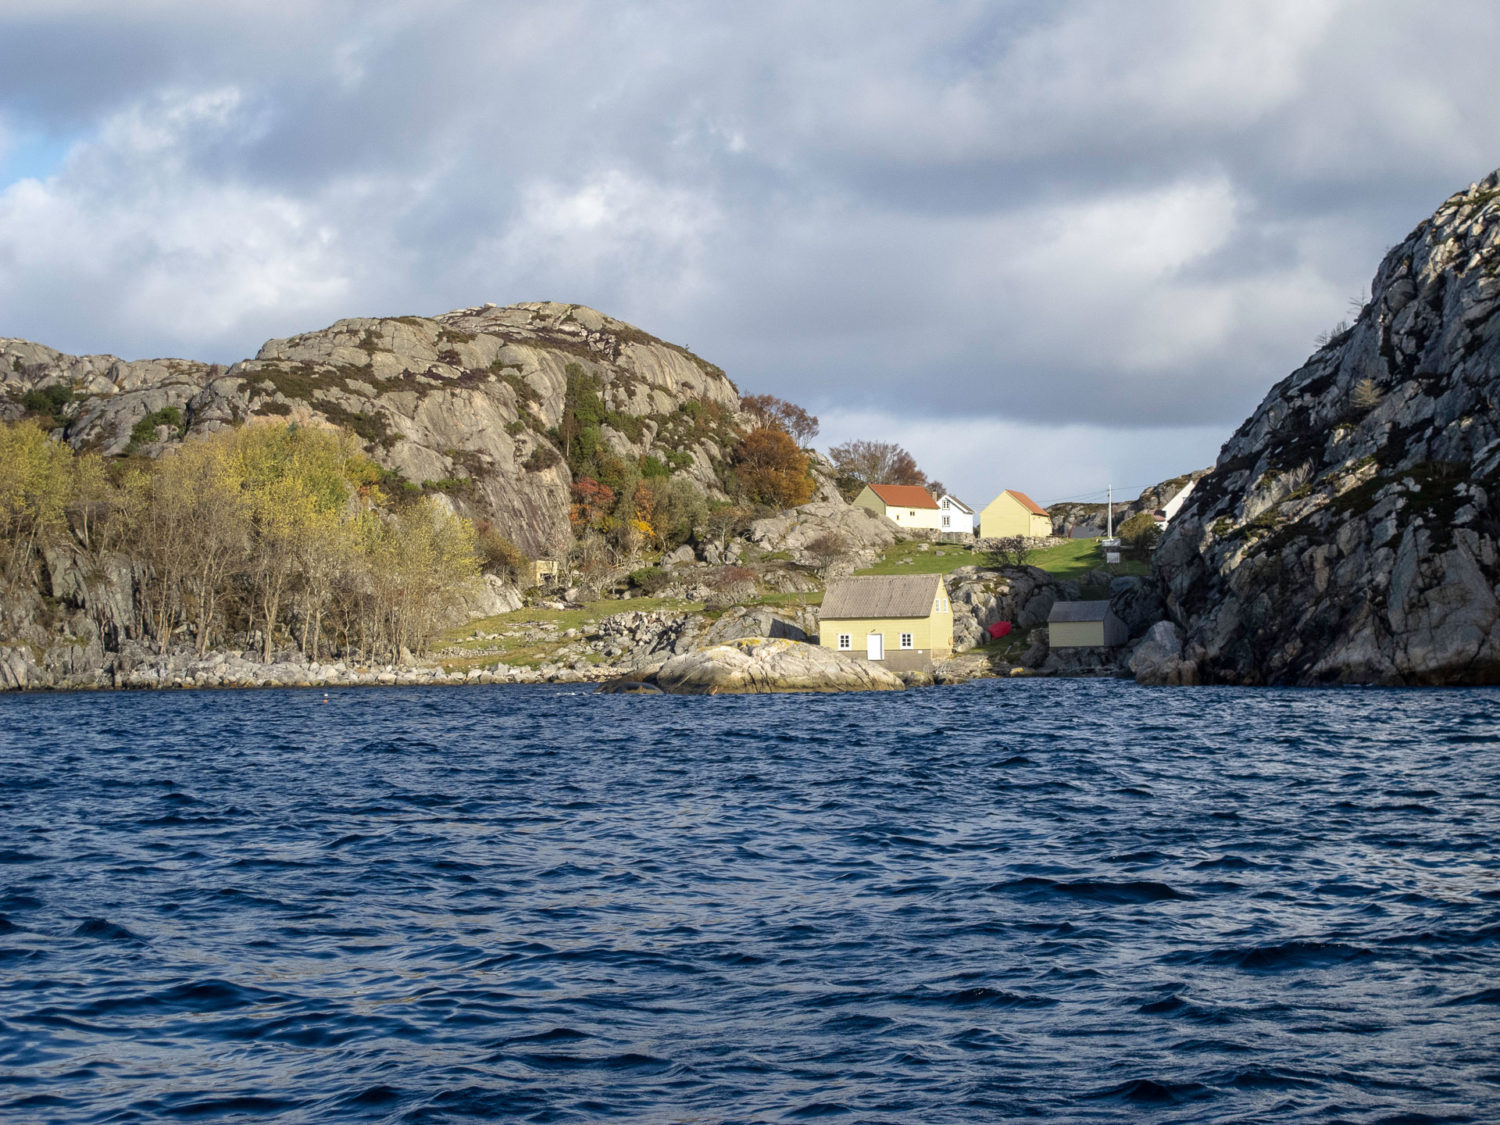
[0, 89, 357, 357]
[487, 169, 722, 308]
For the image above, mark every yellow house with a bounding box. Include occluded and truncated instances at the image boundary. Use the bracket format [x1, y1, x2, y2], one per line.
[853, 483, 944, 532]
[1047, 600, 1128, 648]
[979, 489, 1052, 539]
[818, 573, 953, 672]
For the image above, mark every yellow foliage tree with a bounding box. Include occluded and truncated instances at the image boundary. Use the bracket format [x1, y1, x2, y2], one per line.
[0, 419, 79, 592]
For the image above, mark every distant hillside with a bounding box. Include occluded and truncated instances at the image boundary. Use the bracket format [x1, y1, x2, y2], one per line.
[1, 302, 778, 557]
[1048, 472, 1208, 536]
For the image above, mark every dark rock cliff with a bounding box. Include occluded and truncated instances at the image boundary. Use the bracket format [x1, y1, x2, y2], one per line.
[1155, 169, 1500, 684]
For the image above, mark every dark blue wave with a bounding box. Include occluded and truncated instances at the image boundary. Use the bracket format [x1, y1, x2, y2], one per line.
[1, 679, 1498, 1122]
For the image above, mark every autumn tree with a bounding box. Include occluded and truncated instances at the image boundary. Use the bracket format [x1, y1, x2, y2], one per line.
[570, 477, 616, 531]
[740, 394, 820, 445]
[734, 427, 815, 509]
[0, 419, 78, 594]
[827, 438, 940, 501]
[219, 423, 374, 661]
[363, 497, 479, 656]
[128, 437, 254, 655]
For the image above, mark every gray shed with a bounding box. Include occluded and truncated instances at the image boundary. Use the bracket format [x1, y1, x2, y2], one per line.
[1047, 600, 1128, 648]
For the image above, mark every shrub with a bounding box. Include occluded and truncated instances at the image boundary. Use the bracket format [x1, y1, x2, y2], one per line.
[474, 521, 527, 581]
[1351, 377, 1383, 411]
[805, 531, 849, 568]
[1117, 512, 1162, 550]
[704, 565, 757, 607]
[523, 444, 562, 472]
[126, 406, 187, 452]
[629, 566, 671, 594]
[980, 536, 1032, 568]
[20, 383, 74, 427]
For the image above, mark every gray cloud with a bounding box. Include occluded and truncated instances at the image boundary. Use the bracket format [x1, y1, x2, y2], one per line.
[2, 0, 1499, 499]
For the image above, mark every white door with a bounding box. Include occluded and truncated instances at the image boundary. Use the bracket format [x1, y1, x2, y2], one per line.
[867, 633, 884, 661]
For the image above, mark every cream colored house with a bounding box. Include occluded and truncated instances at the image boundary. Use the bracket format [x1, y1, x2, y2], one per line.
[819, 573, 953, 673]
[528, 558, 562, 586]
[979, 489, 1052, 539]
[853, 483, 944, 532]
[1047, 600, 1128, 648]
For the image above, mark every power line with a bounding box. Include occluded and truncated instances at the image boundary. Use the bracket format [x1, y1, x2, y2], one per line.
[1043, 481, 1163, 506]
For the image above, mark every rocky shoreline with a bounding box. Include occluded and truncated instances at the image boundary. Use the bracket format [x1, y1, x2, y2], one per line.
[0, 643, 611, 693]
[0, 553, 1176, 693]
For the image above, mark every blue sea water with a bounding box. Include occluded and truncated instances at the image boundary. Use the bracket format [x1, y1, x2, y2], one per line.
[0, 680, 1498, 1124]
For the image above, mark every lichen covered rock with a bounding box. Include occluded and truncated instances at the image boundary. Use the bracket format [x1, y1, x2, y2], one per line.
[651, 637, 905, 694]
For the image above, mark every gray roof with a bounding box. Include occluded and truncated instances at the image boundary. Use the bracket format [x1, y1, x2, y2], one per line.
[821, 574, 942, 620]
[1047, 599, 1115, 623]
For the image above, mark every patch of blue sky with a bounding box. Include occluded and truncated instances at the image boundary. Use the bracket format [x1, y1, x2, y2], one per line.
[0, 130, 75, 189]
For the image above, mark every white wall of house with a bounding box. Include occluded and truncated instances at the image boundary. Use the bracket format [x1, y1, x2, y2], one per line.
[1160, 479, 1197, 525]
[888, 504, 945, 532]
[937, 496, 974, 534]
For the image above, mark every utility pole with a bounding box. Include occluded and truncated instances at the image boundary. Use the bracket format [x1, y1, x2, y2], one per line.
[1106, 484, 1113, 540]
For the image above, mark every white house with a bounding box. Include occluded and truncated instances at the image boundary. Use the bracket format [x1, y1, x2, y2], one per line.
[937, 494, 974, 534]
[1157, 479, 1197, 526]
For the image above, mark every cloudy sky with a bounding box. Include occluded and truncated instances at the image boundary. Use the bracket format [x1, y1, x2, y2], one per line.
[2, 1, 1498, 507]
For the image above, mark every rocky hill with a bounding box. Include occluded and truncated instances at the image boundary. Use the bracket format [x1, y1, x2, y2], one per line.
[1, 302, 781, 557]
[1153, 170, 1500, 684]
[1048, 471, 1209, 537]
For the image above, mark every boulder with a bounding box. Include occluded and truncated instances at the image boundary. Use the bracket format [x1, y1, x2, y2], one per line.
[748, 500, 905, 566]
[650, 637, 905, 694]
[462, 575, 524, 619]
[1108, 575, 1166, 639]
[701, 605, 814, 645]
[1128, 621, 1200, 686]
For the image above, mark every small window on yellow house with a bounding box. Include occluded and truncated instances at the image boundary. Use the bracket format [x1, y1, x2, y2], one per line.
[837, 634, 851, 650]
[900, 633, 914, 649]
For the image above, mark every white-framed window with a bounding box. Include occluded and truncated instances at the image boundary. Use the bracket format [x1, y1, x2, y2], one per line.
[908, 509, 916, 517]
[837, 633, 851, 650]
[900, 633, 914, 649]
[941, 515, 950, 528]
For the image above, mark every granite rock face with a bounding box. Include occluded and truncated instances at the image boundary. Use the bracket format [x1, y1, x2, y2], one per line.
[748, 501, 906, 568]
[651, 637, 905, 694]
[0, 302, 750, 558]
[1157, 170, 1500, 684]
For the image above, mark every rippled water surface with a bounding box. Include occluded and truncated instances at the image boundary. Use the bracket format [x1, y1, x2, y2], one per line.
[2, 681, 1499, 1123]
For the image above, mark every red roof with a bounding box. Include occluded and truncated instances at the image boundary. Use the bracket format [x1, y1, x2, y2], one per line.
[1005, 489, 1048, 516]
[867, 483, 939, 509]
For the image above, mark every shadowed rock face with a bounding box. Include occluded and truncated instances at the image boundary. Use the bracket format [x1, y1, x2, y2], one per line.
[0, 302, 747, 558]
[1156, 169, 1500, 685]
